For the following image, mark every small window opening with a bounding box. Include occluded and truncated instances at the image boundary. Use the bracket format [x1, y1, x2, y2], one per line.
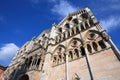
[92, 42, 98, 51]
[98, 40, 106, 49]
[87, 44, 92, 53]
[68, 16, 72, 21]
[80, 46, 85, 56]
[73, 18, 79, 24]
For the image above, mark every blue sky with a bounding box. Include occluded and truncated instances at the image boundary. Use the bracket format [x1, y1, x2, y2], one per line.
[0, 0, 120, 66]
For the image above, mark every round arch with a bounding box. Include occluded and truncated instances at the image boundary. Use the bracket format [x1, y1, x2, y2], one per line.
[53, 44, 66, 54]
[68, 38, 83, 48]
[18, 74, 29, 80]
[84, 29, 102, 41]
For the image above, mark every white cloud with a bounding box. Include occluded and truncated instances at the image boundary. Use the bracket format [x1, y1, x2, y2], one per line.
[51, 0, 78, 17]
[0, 43, 19, 62]
[100, 16, 120, 32]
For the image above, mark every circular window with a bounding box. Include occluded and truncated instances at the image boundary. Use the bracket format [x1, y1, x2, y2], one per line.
[88, 33, 96, 40]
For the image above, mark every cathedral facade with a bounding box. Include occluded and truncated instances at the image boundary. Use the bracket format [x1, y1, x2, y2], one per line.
[1, 7, 120, 80]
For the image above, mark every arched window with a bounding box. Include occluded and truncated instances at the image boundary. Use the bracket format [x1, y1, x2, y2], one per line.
[68, 51, 73, 61]
[80, 46, 85, 56]
[71, 28, 74, 35]
[85, 21, 89, 29]
[67, 16, 72, 21]
[73, 18, 79, 24]
[19, 74, 29, 80]
[63, 53, 66, 62]
[28, 56, 32, 68]
[98, 40, 106, 49]
[65, 23, 70, 29]
[37, 58, 41, 68]
[58, 55, 62, 63]
[67, 31, 70, 38]
[58, 28, 62, 33]
[87, 44, 92, 53]
[92, 42, 98, 51]
[63, 32, 66, 40]
[76, 26, 79, 33]
[74, 49, 79, 58]
[53, 56, 57, 65]
[81, 13, 88, 19]
[80, 23, 85, 31]
[89, 19, 94, 26]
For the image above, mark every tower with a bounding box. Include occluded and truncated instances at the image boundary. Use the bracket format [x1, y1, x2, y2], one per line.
[2, 7, 120, 80]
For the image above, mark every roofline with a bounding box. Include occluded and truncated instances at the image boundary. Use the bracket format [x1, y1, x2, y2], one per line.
[57, 7, 90, 27]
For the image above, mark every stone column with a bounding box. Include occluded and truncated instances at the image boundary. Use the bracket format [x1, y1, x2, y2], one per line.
[84, 46, 96, 80]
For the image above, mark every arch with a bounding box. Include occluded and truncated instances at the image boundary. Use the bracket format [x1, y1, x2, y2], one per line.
[19, 74, 29, 80]
[80, 46, 85, 56]
[92, 42, 98, 51]
[65, 23, 70, 29]
[68, 38, 83, 48]
[76, 26, 80, 34]
[84, 29, 104, 41]
[68, 51, 73, 61]
[27, 56, 32, 68]
[36, 58, 41, 68]
[72, 18, 79, 24]
[67, 30, 70, 38]
[74, 49, 79, 59]
[85, 21, 89, 29]
[89, 19, 94, 26]
[67, 16, 73, 21]
[80, 23, 85, 31]
[53, 44, 66, 54]
[58, 28, 62, 33]
[81, 13, 89, 19]
[87, 44, 92, 53]
[98, 40, 106, 49]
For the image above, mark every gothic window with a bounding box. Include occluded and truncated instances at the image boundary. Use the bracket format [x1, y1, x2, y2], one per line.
[67, 31, 70, 37]
[63, 53, 66, 62]
[76, 26, 79, 33]
[98, 40, 106, 49]
[92, 42, 98, 51]
[74, 49, 79, 58]
[57, 47, 62, 54]
[58, 55, 62, 63]
[81, 13, 89, 19]
[85, 21, 89, 29]
[42, 34, 45, 37]
[80, 23, 85, 31]
[67, 16, 72, 21]
[37, 58, 41, 68]
[68, 51, 73, 61]
[19, 74, 29, 80]
[58, 28, 62, 33]
[28, 56, 32, 68]
[89, 19, 94, 26]
[53, 56, 57, 65]
[63, 32, 66, 40]
[80, 46, 85, 56]
[87, 44, 92, 53]
[71, 28, 75, 35]
[38, 40, 41, 43]
[65, 23, 70, 29]
[73, 18, 79, 24]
